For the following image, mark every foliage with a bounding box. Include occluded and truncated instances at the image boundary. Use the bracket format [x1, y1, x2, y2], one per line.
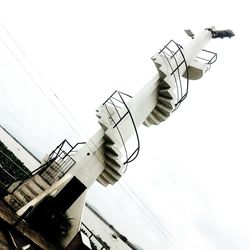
[0, 140, 31, 186]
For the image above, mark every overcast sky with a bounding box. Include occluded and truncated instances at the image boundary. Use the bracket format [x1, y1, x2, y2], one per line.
[0, 1, 250, 250]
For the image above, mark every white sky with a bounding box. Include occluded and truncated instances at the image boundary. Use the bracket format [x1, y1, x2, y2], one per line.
[0, 1, 250, 250]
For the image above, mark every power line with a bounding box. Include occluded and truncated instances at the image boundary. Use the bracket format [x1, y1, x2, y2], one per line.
[119, 180, 182, 250]
[0, 35, 83, 140]
[0, 24, 124, 187]
[0, 23, 103, 161]
[1, 23, 182, 249]
[0, 22, 91, 141]
[121, 179, 181, 248]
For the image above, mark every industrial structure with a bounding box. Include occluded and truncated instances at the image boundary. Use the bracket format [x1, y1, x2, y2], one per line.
[0, 27, 234, 249]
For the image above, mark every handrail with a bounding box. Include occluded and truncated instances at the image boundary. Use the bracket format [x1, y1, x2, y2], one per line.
[0, 149, 31, 178]
[198, 49, 217, 64]
[81, 222, 109, 250]
[118, 91, 140, 165]
[102, 90, 140, 172]
[159, 40, 189, 111]
[10, 140, 85, 192]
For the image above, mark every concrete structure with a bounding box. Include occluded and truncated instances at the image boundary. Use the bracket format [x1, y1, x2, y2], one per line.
[62, 29, 219, 245]
[2, 28, 233, 248]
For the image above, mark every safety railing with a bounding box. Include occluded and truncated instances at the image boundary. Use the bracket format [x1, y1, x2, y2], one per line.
[195, 49, 217, 71]
[159, 40, 189, 110]
[0, 149, 31, 189]
[102, 90, 140, 171]
[159, 40, 217, 110]
[81, 222, 110, 250]
[9, 140, 85, 192]
[32, 140, 85, 185]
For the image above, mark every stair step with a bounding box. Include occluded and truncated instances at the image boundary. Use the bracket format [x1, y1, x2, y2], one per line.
[152, 54, 165, 66]
[104, 167, 121, 181]
[12, 189, 30, 205]
[40, 173, 57, 185]
[47, 162, 61, 172]
[158, 96, 175, 109]
[152, 109, 168, 122]
[98, 118, 110, 131]
[40, 172, 54, 182]
[152, 55, 172, 77]
[147, 114, 160, 125]
[158, 69, 167, 79]
[159, 79, 172, 89]
[7, 180, 23, 193]
[4, 194, 23, 211]
[105, 161, 124, 176]
[156, 103, 172, 116]
[20, 185, 36, 200]
[104, 158, 123, 171]
[159, 88, 174, 99]
[33, 175, 51, 190]
[105, 143, 120, 157]
[159, 65, 171, 78]
[97, 175, 109, 187]
[104, 129, 122, 148]
[100, 170, 116, 185]
[26, 180, 44, 195]
[42, 168, 60, 179]
[105, 151, 122, 165]
[143, 119, 152, 127]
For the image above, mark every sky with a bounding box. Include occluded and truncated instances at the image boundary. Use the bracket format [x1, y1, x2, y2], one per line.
[0, 1, 250, 250]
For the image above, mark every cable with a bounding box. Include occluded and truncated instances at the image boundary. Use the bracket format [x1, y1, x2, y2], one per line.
[0, 22, 92, 139]
[0, 36, 83, 139]
[2, 23, 182, 249]
[118, 180, 182, 250]
[0, 23, 107, 165]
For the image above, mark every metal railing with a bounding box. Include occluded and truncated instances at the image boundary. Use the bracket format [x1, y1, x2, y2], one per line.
[159, 39, 189, 110]
[158, 40, 217, 110]
[0, 149, 31, 189]
[32, 140, 85, 185]
[9, 140, 85, 192]
[81, 222, 110, 250]
[102, 90, 140, 171]
[195, 49, 217, 71]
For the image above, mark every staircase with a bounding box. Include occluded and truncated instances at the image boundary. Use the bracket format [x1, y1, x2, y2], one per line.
[3, 140, 82, 211]
[4, 163, 62, 211]
[143, 53, 176, 127]
[96, 105, 125, 187]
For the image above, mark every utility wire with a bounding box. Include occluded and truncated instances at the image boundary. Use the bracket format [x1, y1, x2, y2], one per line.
[119, 181, 182, 250]
[0, 22, 90, 141]
[0, 23, 104, 163]
[0, 35, 83, 140]
[121, 179, 182, 249]
[1, 24, 182, 249]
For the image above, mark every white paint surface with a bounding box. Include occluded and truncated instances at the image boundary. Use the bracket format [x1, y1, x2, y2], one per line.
[0, 1, 249, 250]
